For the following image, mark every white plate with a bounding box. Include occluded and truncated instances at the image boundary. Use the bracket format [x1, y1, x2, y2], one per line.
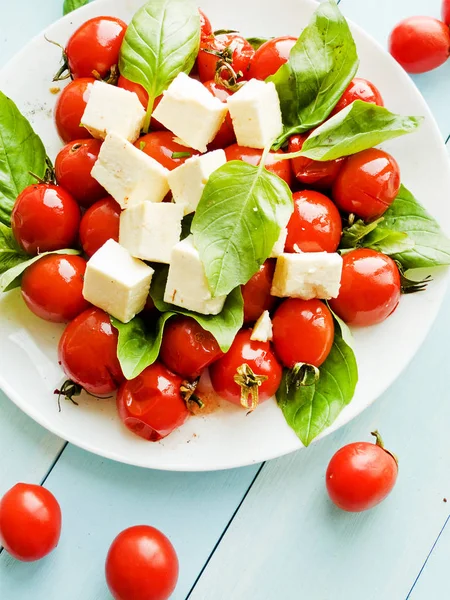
[0, 0, 449, 471]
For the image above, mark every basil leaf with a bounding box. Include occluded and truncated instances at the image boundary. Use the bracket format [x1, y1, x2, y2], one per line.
[340, 217, 383, 250]
[181, 213, 194, 240]
[277, 319, 358, 446]
[246, 37, 271, 50]
[363, 227, 415, 255]
[150, 266, 243, 352]
[63, 0, 88, 15]
[268, 0, 358, 149]
[192, 160, 293, 297]
[119, 0, 201, 130]
[0, 92, 47, 226]
[214, 29, 239, 36]
[0, 223, 28, 275]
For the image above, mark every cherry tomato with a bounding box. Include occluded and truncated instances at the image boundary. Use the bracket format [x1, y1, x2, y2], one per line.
[198, 34, 255, 83]
[241, 260, 277, 324]
[332, 148, 401, 221]
[117, 362, 189, 441]
[248, 36, 297, 80]
[326, 431, 398, 512]
[135, 131, 200, 171]
[79, 197, 121, 258]
[388, 16, 450, 74]
[329, 248, 401, 326]
[55, 139, 105, 208]
[160, 317, 223, 379]
[54, 77, 94, 143]
[66, 16, 127, 79]
[288, 133, 345, 189]
[203, 80, 236, 149]
[331, 78, 384, 116]
[225, 144, 293, 187]
[59, 307, 124, 396]
[443, 0, 450, 26]
[285, 190, 342, 253]
[272, 299, 334, 368]
[11, 184, 80, 255]
[21, 255, 89, 323]
[105, 525, 179, 600]
[0, 483, 61, 562]
[210, 329, 282, 410]
[199, 9, 213, 38]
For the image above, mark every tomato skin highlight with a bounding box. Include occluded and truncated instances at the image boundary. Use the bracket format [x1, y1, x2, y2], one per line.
[79, 197, 121, 258]
[329, 248, 401, 326]
[116, 362, 190, 441]
[388, 16, 450, 74]
[225, 144, 293, 187]
[135, 131, 200, 171]
[0, 483, 62, 562]
[198, 34, 255, 83]
[54, 77, 94, 143]
[248, 36, 297, 80]
[105, 525, 179, 600]
[331, 77, 384, 116]
[203, 80, 236, 150]
[241, 260, 277, 324]
[288, 133, 345, 189]
[59, 307, 124, 396]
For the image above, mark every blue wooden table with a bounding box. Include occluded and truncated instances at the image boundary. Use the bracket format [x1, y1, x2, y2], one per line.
[1, 0, 450, 598]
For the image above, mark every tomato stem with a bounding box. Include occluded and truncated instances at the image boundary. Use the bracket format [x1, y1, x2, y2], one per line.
[371, 430, 399, 466]
[45, 36, 71, 82]
[180, 378, 204, 411]
[288, 362, 320, 389]
[395, 261, 431, 294]
[54, 380, 83, 412]
[234, 363, 268, 411]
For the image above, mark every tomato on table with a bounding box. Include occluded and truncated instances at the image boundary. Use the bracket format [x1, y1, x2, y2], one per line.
[0, 483, 61, 562]
[199, 8, 213, 38]
[331, 77, 384, 116]
[225, 144, 293, 187]
[329, 248, 401, 326]
[79, 197, 121, 258]
[288, 133, 345, 189]
[54, 78, 94, 143]
[241, 259, 277, 324]
[197, 34, 255, 83]
[135, 131, 200, 171]
[116, 362, 190, 441]
[105, 525, 179, 600]
[248, 36, 297, 80]
[203, 80, 236, 150]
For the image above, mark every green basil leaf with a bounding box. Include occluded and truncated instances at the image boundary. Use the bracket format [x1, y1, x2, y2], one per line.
[214, 29, 239, 36]
[192, 160, 293, 297]
[63, 0, 88, 15]
[246, 37, 271, 50]
[0, 223, 28, 275]
[0, 92, 47, 226]
[277, 318, 358, 446]
[150, 266, 243, 352]
[363, 228, 415, 255]
[181, 213, 194, 240]
[340, 217, 383, 250]
[268, 0, 358, 149]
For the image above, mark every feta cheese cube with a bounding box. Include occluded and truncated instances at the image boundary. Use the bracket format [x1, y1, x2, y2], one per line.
[164, 235, 226, 315]
[227, 79, 283, 149]
[91, 132, 169, 208]
[250, 311, 273, 342]
[152, 73, 228, 152]
[81, 81, 145, 142]
[119, 202, 184, 264]
[168, 150, 227, 214]
[271, 252, 343, 300]
[270, 227, 287, 258]
[83, 239, 154, 323]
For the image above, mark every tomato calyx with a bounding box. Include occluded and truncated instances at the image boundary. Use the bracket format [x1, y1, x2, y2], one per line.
[395, 261, 431, 294]
[233, 363, 268, 410]
[213, 29, 239, 36]
[371, 430, 398, 466]
[202, 45, 245, 91]
[287, 362, 321, 388]
[180, 378, 204, 412]
[54, 379, 83, 411]
[29, 156, 56, 186]
[92, 64, 120, 86]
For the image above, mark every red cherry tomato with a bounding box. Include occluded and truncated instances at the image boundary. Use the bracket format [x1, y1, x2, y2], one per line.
[199, 9, 213, 38]
[248, 36, 297, 80]
[331, 78, 384, 116]
[288, 133, 345, 189]
[225, 144, 293, 187]
[135, 131, 200, 171]
[79, 197, 121, 258]
[59, 307, 124, 396]
[105, 525, 179, 600]
[55, 139, 105, 208]
[117, 77, 166, 130]
[159, 317, 223, 380]
[116, 362, 189, 441]
[285, 190, 342, 253]
[326, 431, 398, 512]
[272, 299, 334, 368]
[210, 329, 282, 409]
[54, 77, 94, 143]
[443, 0, 450, 26]
[65, 16, 127, 79]
[388, 16, 450, 74]
[11, 184, 80, 255]
[21, 255, 89, 323]
[203, 80, 236, 149]
[0, 483, 61, 562]
[332, 148, 401, 221]
[241, 260, 277, 324]
[198, 34, 255, 83]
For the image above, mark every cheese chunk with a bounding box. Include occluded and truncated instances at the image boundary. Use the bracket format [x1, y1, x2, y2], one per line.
[164, 235, 226, 315]
[250, 311, 273, 342]
[152, 73, 228, 152]
[270, 227, 287, 258]
[168, 150, 227, 214]
[119, 202, 184, 264]
[271, 252, 343, 300]
[227, 79, 283, 149]
[91, 132, 169, 208]
[83, 239, 154, 323]
[81, 81, 145, 142]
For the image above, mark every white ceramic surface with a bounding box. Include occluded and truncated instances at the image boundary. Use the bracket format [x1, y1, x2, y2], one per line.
[0, 0, 449, 471]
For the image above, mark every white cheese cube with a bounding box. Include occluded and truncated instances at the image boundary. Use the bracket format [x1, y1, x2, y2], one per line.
[168, 150, 227, 215]
[91, 132, 169, 209]
[152, 73, 228, 152]
[81, 81, 145, 142]
[270, 227, 287, 258]
[119, 202, 184, 264]
[271, 252, 343, 300]
[227, 79, 283, 149]
[250, 311, 273, 342]
[83, 239, 154, 323]
[164, 235, 226, 315]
